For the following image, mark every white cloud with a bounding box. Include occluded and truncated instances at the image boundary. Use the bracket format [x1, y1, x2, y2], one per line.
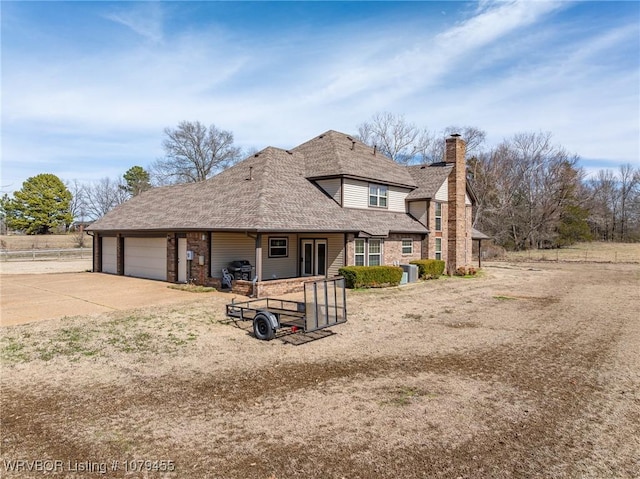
[103, 2, 164, 43]
[1, 1, 638, 187]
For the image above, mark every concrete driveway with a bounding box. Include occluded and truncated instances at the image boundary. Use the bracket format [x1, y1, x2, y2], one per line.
[1, 272, 220, 327]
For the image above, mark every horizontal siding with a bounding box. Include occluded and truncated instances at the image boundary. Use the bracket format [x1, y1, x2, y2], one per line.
[262, 234, 298, 279]
[435, 181, 448, 202]
[211, 232, 255, 278]
[327, 234, 345, 277]
[343, 179, 369, 209]
[408, 200, 427, 226]
[344, 178, 409, 212]
[316, 178, 342, 204]
[388, 186, 409, 213]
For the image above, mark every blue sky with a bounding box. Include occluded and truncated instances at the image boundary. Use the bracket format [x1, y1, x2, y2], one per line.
[2, 1, 639, 192]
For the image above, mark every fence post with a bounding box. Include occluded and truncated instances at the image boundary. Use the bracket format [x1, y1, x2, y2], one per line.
[32, 249, 35, 261]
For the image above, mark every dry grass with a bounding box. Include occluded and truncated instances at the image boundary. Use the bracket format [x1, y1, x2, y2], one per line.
[0, 234, 92, 251]
[1, 262, 639, 478]
[500, 241, 640, 263]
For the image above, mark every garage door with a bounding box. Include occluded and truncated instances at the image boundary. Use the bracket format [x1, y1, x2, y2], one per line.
[102, 237, 117, 274]
[124, 237, 167, 281]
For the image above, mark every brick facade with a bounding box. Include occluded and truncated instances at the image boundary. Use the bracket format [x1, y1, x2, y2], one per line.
[445, 136, 468, 274]
[383, 233, 423, 264]
[232, 275, 326, 297]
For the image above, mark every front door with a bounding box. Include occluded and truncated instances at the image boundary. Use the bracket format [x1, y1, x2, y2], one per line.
[301, 239, 327, 276]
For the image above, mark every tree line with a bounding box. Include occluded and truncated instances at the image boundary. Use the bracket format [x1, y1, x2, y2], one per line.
[2, 116, 638, 248]
[357, 112, 639, 248]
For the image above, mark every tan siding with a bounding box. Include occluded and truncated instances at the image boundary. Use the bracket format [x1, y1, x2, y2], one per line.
[408, 200, 427, 226]
[327, 233, 345, 277]
[344, 179, 408, 212]
[261, 234, 298, 279]
[211, 232, 255, 278]
[388, 186, 409, 212]
[316, 178, 342, 204]
[342, 178, 369, 209]
[435, 181, 448, 201]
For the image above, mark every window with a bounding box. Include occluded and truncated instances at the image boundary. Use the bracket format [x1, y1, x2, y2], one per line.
[368, 239, 382, 266]
[369, 184, 388, 208]
[354, 239, 365, 266]
[354, 238, 383, 266]
[435, 202, 442, 231]
[435, 238, 442, 260]
[402, 239, 413, 255]
[269, 237, 288, 258]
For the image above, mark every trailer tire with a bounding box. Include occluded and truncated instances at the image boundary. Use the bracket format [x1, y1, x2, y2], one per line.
[253, 313, 276, 340]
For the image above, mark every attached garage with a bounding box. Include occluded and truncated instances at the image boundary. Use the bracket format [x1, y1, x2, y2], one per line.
[124, 237, 167, 281]
[102, 237, 117, 274]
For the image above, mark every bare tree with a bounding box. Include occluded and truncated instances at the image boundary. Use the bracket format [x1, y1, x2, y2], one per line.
[154, 121, 241, 184]
[618, 164, 640, 241]
[82, 177, 128, 220]
[66, 179, 87, 223]
[588, 169, 620, 241]
[356, 113, 487, 166]
[586, 165, 640, 241]
[473, 132, 586, 250]
[356, 112, 436, 164]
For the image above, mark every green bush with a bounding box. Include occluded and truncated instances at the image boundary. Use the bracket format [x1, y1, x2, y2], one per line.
[409, 259, 445, 279]
[338, 266, 403, 289]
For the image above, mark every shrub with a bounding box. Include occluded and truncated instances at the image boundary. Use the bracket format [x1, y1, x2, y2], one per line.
[454, 266, 478, 277]
[338, 266, 403, 289]
[409, 260, 445, 279]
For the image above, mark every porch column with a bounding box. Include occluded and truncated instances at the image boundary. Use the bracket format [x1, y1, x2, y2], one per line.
[255, 233, 263, 281]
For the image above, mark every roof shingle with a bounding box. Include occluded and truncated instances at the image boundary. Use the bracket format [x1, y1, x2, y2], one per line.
[88, 130, 461, 236]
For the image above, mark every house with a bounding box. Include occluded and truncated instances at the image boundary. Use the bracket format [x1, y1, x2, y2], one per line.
[87, 130, 486, 296]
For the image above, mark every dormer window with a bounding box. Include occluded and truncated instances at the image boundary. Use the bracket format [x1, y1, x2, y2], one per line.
[369, 184, 388, 208]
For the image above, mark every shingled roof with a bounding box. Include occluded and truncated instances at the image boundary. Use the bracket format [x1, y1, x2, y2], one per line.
[405, 163, 453, 200]
[295, 130, 417, 188]
[88, 143, 427, 236]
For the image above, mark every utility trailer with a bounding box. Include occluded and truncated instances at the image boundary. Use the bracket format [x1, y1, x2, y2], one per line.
[226, 277, 347, 340]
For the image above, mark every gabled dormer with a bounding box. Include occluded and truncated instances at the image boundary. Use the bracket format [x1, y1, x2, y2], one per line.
[294, 130, 417, 212]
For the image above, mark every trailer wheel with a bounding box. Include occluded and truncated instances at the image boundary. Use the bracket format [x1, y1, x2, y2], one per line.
[253, 313, 275, 340]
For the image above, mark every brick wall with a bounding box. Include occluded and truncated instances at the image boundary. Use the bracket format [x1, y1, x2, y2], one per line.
[445, 136, 467, 274]
[167, 234, 177, 283]
[186, 232, 211, 285]
[93, 234, 101, 272]
[383, 234, 423, 265]
[232, 275, 325, 298]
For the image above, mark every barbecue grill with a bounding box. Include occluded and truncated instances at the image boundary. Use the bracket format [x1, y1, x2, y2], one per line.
[228, 260, 253, 280]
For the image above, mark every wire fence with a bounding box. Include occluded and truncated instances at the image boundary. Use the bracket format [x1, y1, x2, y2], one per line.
[0, 248, 92, 262]
[493, 245, 640, 264]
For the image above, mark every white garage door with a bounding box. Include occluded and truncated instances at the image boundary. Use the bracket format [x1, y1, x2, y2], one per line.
[102, 237, 117, 274]
[124, 237, 167, 281]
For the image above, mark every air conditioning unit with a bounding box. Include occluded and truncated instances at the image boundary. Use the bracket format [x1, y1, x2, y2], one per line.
[400, 264, 419, 283]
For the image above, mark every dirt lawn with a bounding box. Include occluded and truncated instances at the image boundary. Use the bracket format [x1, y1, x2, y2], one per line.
[1, 261, 639, 478]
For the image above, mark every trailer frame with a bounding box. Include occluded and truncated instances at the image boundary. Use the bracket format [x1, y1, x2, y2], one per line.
[225, 276, 347, 340]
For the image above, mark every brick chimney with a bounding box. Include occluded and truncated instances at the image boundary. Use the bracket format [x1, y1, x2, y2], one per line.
[445, 134, 467, 275]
